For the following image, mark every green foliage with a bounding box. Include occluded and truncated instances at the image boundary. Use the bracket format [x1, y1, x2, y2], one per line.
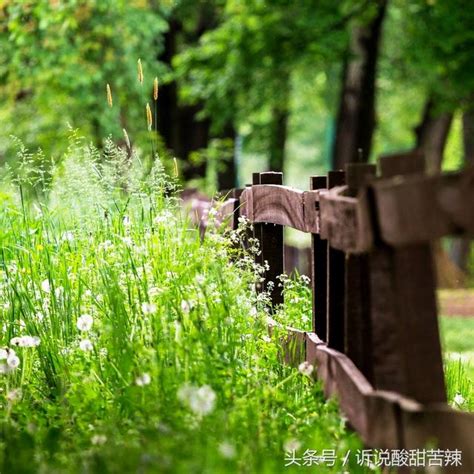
[0, 0, 167, 162]
[174, 0, 362, 137]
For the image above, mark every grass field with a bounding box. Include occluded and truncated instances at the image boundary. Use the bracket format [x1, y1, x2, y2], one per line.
[0, 138, 371, 473]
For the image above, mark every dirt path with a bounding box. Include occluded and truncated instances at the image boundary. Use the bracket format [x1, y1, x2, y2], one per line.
[438, 290, 474, 317]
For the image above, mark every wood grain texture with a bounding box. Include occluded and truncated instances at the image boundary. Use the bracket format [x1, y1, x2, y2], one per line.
[302, 190, 321, 233]
[310, 176, 328, 340]
[319, 186, 374, 253]
[374, 170, 474, 246]
[326, 171, 346, 353]
[379, 150, 425, 178]
[259, 172, 284, 307]
[251, 184, 306, 231]
[304, 331, 474, 466]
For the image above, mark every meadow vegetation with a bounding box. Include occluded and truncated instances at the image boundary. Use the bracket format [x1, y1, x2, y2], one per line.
[0, 136, 369, 473]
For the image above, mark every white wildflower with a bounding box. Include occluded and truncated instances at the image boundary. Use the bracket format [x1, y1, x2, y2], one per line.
[284, 438, 301, 452]
[148, 286, 162, 298]
[123, 216, 131, 227]
[135, 373, 151, 387]
[6, 388, 22, 402]
[41, 279, 51, 293]
[98, 240, 114, 251]
[195, 274, 205, 285]
[54, 286, 64, 299]
[79, 339, 94, 352]
[7, 353, 20, 369]
[218, 441, 236, 459]
[0, 348, 8, 360]
[178, 384, 216, 416]
[10, 336, 40, 348]
[453, 393, 465, 407]
[122, 236, 133, 246]
[262, 335, 272, 343]
[181, 300, 190, 314]
[249, 307, 258, 317]
[141, 302, 157, 315]
[77, 314, 93, 332]
[91, 434, 107, 445]
[62, 231, 74, 243]
[298, 361, 314, 377]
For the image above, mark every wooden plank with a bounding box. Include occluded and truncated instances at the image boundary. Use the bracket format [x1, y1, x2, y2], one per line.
[374, 175, 453, 246]
[400, 404, 474, 473]
[344, 163, 376, 384]
[281, 327, 306, 367]
[373, 169, 474, 246]
[304, 333, 473, 460]
[259, 172, 284, 307]
[379, 150, 425, 178]
[251, 185, 306, 231]
[319, 186, 374, 252]
[305, 333, 400, 449]
[326, 171, 346, 352]
[216, 198, 237, 229]
[369, 155, 446, 404]
[310, 176, 327, 340]
[302, 190, 320, 233]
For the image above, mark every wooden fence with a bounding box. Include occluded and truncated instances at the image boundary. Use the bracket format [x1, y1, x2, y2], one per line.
[215, 152, 474, 473]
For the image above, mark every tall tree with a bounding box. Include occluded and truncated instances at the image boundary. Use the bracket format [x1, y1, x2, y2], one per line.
[175, 0, 367, 181]
[450, 110, 474, 272]
[414, 97, 453, 174]
[156, 1, 220, 181]
[332, 0, 387, 169]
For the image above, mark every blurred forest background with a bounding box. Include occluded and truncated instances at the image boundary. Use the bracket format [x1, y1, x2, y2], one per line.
[0, 0, 473, 283]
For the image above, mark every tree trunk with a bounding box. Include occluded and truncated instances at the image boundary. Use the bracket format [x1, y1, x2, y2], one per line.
[450, 110, 474, 273]
[216, 123, 237, 191]
[414, 97, 463, 287]
[268, 75, 290, 173]
[332, 0, 387, 169]
[415, 98, 453, 174]
[156, 18, 212, 181]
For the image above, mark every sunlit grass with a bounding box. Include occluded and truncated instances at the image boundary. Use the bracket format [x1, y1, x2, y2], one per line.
[0, 136, 365, 473]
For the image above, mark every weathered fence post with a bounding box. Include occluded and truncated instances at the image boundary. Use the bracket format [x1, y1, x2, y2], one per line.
[344, 163, 377, 383]
[327, 170, 346, 351]
[231, 188, 243, 231]
[310, 176, 328, 340]
[259, 171, 284, 307]
[369, 152, 446, 403]
[252, 173, 264, 278]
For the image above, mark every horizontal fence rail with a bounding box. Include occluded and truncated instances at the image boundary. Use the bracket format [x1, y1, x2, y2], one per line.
[199, 152, 474, 473]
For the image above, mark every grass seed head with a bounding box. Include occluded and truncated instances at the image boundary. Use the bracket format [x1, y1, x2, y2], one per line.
[153, 77, 159, 101]
[146, 103, 152, 131]
[137, 59, 144, 84]
[106, 83, 113, 107]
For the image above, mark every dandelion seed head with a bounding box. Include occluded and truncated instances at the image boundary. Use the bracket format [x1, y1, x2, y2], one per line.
[298, 361, 314, 377]
[284, 438, 301, 452]
[91, 434, 107, 445]
[218, 441, 236, 459]
[453, 393, 465, 407]
[79, 339, 93, 352]
[10, 336, 40, 348]
[135, 373, 151, 387]
[6, 353, 20, 369]
[41, 279, 50, 293]
[141, 302, 157, 315]
[77, 314, 93, 332]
